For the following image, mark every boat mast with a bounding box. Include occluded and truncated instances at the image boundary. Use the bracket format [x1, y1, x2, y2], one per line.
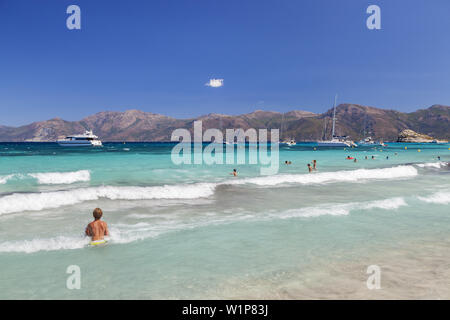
[321, 116, 328, 140]
[331, 94, 337, 138]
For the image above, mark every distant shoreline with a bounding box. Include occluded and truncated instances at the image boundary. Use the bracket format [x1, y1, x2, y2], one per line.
[1, 104, 449, 143]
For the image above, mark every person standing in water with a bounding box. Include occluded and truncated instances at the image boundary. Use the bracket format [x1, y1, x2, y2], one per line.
[85, 208, 109, 245]
[312, 160, 317, 170]
[307, 163, 312, 172]
[230, 169, 237, 176]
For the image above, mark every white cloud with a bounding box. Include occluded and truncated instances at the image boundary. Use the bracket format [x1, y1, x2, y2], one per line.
[205, 78, 224, 88]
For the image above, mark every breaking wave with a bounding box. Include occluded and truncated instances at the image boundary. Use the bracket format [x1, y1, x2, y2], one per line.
[418, 191, 450, 204]
[0, 183, 217, 215]
[0, 170, 90, 185]
[272, 197, 407, 219]
[0, 174, 15, 184]
[0, 236, 91, 253]
[29, 170, 91, 184]
[229, 165, 418, 187]
[414, 162, 448, 169]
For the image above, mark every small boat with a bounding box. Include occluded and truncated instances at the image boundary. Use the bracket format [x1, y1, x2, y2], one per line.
[286, 140, 296, 146]
[57, 130, 102, 147]
[281, 139, 296, 146]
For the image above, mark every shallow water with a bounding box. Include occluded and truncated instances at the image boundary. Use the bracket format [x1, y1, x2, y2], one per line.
[0, 142, 449, 299]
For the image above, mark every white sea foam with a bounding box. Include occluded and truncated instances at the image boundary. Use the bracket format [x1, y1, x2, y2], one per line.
[0, 174, 27, 184]
[0, 174, 15, 184]
[228, 165, 418, 187]
[0, 170, 90, 185]
[28, 170, 91, 184]
[415, 162, 447, 169]
[0, 228, 159, 254]
[0, 236, 91, 253]
[273, 197, 407, 219]
[0, 183, 217, 215]
[418, 191, 450, 204]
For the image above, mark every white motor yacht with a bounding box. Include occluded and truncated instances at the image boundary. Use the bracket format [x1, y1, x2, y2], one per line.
[57, 130, 102, 147]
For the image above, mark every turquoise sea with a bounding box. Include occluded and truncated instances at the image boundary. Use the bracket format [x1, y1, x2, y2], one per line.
[0, 142, 449, 299]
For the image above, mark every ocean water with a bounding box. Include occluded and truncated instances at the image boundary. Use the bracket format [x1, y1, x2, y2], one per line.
[0, 142, 449, 299]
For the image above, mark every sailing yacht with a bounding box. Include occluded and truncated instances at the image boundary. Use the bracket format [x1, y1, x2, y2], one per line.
[316, 95, 356, 147]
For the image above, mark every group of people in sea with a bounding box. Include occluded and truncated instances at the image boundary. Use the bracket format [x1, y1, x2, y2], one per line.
[230, 153, 445, 177]
[285, 159, 319, 172]
[346, 152, 402, 162]
[285, 159, 318, 172]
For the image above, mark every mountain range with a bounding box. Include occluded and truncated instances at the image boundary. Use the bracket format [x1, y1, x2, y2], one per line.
[0, 104, 449, 142]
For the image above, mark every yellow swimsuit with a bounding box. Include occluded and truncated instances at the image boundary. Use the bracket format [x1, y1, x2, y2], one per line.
[90, 239, 107, 246]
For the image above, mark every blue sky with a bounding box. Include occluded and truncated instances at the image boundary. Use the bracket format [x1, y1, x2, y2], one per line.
[1, 0, 450, 126]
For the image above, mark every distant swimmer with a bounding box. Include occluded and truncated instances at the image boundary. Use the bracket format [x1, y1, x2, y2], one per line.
[312, 160, 317, 170]
[307, 163, 312, 173]
[346, 156, 354, 160]
[371, 156, 375, 160]
[365, 156, 368, 160]
[85, 208, 109, 246]
[230, 169, 238, 176]
[438, 156, 441, 160]
[354, 158, 357, 163]
[386, 156, 389, 160]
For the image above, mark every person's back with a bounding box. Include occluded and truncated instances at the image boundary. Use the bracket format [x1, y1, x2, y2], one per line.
[86, 208, 109, 243]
